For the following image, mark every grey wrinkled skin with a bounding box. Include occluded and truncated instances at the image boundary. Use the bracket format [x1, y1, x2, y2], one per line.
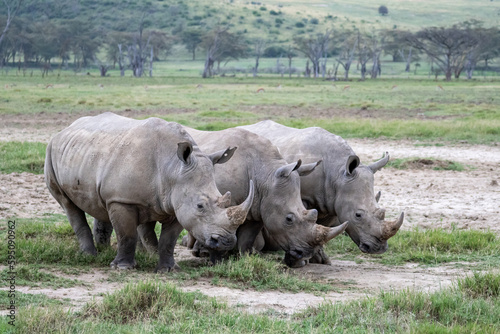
[144, 127, 345, 267]
[45, 112, 250, 272]
[240, 120, 404, 265]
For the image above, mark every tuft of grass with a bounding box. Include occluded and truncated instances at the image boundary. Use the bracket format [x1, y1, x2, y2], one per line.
[0, 265, 84, 289]
[82, 280, 225, 324]
[195, 254, 333, 293]
[456, 271, 500, 299]
[0, 141, 47, 174]
[0, 290, 64, 310]
[388, 157, 466, 171]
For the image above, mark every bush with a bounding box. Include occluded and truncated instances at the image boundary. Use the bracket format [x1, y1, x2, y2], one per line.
[263, 45, 287, 57]
[295, 22, 305, 28]
[378, 5, 389, 15]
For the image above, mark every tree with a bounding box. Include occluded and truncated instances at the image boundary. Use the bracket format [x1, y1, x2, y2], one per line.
[378, 5, 388, 16]
[181, 28, 202, 60]
[294, 29, 333, 78]
[201, 27, 246, 78]
[252, 38, 266, 77]
[405, 26, 478, 81]
[0, 0, 22, 47]
[336, 29, 358, 80]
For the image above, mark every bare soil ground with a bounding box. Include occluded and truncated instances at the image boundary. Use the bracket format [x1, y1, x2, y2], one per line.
[1, 109, 499, 315]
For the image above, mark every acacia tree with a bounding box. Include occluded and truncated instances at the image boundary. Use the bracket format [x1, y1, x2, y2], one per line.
[294, 29, 333, 78]
[405, 26, 478, 81]
[252, 38, 266, 77]
[181, 28, 202, 60]
[336, 30, 358, 80]
[201, 27, 246, 78]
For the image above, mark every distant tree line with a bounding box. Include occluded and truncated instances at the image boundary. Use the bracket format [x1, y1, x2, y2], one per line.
[1, 1, 499, 81]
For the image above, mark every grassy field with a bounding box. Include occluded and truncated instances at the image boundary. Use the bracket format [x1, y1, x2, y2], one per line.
[1, 62, 500, 332]
[1, 214, 500, 333]
[1, 63, 500, 145]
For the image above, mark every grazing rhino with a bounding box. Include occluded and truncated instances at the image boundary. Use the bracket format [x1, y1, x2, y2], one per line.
[140, 127, 348, 267]
[240, 120, 404, 264]
[45, 112, 253, 272]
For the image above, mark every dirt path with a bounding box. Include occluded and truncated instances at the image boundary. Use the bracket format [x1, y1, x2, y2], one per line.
[1, 110, 499, 314]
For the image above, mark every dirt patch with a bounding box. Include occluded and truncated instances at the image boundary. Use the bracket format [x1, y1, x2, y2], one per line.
[1, 110, 499, 314]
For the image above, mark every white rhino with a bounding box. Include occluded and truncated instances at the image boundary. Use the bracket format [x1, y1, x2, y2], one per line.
[138, 127, 348, 267]
[240, 120, 404, 264]
[45, 112, 253, 272]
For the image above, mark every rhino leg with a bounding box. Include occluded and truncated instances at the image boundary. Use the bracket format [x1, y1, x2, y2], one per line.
[48, 183, 97, 255]
[108, 204, 138, 270]
[156, 217, 183, 273]
[236, 220, 264, 254]
[93, 219, 113, 248]
[137, 221, 159, 253]
[308, 246, 332, 265]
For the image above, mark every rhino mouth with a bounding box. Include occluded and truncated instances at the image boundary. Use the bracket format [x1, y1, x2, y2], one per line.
[205, 234, 237, 251]
[359, 240, 388, 254]
[283, 248, 314, 268]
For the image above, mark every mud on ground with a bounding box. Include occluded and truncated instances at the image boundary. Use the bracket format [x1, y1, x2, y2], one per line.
[1, 109, 499, 315]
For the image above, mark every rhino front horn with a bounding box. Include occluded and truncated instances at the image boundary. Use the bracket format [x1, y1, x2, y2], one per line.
[317, 221, 349, 245]
[382, 212, 404, 239]
[227, 180, 255, 226]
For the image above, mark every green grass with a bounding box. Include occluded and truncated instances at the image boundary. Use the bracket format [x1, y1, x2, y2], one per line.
[388, 157, 466, 171]
[326, 228, 500, 267]
[193, 254, 333, 293]
[9, 272, 500, 333]
[0, 265, 84, 289]
[0, 142, 47, 174]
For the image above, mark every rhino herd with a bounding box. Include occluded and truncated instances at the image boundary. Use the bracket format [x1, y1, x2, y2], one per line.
[45, 112, 403, 272]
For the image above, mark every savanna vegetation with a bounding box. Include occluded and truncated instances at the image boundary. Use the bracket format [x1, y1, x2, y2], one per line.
[1, 0, 500, 333]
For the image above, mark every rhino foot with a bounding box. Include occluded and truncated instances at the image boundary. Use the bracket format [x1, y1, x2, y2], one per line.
[81, 245, 98, 256]
[110, 259, 137, 270]
[155, 263, 181, 273]
[308, 247, 332, 265]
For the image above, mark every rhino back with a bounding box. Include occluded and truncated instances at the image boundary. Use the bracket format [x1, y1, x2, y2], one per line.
[48, 113, 192, 220]
[240, 120, 356, 215]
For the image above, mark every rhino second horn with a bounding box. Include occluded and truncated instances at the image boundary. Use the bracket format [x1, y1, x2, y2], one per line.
[382, 212, 404, 239]
[216, 191, 232, 208]
[226, 180, 255, 226]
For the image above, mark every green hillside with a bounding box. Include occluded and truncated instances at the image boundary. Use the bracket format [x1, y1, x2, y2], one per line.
[5, 0, 499, 44]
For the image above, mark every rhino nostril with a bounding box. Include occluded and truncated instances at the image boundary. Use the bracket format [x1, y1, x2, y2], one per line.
[290, 249, 303, 259]
[360, 243, 370, 253]
[208, 235, 219, 248]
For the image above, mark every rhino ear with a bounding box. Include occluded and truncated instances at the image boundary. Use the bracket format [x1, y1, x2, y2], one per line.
[275, 159, 302, 178]
[177, 142, 193, 165]
[297, 160, 322, 176]
[345, 155, 360, 177]
[209, 147, 237, 165]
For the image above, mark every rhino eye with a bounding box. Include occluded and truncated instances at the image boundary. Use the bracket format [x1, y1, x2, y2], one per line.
[285, 214, 294, 225]
[355, 212, 362, 219]
[197, 203, 204, 210]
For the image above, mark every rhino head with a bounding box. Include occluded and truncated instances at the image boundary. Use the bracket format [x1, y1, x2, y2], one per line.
[334, 152, 404, 254]
[171, 143, 254, 251]
[262, 159, 348, 266]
